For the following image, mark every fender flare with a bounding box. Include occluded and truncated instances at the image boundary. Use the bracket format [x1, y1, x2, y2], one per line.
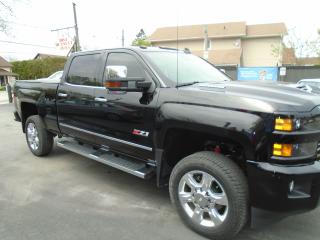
[154, 103, 266, 160]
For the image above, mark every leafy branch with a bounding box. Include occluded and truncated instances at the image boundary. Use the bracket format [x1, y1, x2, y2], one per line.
[132, 29, 151, 47]
[0, 0, 14, 33]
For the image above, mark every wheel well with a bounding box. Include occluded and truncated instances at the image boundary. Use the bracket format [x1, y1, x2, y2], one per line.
[21, 102, 38, 132]
[161, 128, 247, 178]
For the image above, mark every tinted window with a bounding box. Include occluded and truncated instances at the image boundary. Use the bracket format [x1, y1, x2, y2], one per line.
[67, 54, 100, 86]
[105, 53, 144, 80]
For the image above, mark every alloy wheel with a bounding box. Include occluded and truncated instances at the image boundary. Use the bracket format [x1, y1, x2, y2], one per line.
[178, 170, 229, 228]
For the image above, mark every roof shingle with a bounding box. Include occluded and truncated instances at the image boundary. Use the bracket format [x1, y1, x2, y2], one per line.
[149, 22, 246, 42]
[149, 22, 287, 42]
[0, 56, 12, 67]
[0, 68, 18, 76]
[34, 53, 66, 60]
[246, 23, 287, 37]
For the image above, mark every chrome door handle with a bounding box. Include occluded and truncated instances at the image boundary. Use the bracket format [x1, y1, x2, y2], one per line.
[58, 93, 68, 98]
[94, 97, 107, 102]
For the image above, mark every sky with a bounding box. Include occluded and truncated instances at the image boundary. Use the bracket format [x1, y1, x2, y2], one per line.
[0, 0, 319, 61]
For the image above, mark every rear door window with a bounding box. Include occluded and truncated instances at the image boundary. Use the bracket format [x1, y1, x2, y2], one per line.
[66, 54, 101, 86]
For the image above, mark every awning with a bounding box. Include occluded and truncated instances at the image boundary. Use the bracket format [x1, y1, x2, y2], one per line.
[0, 68, 18, 76]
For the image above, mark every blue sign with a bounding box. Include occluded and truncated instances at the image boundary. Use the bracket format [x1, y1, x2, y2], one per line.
[237, 67, 278, 81]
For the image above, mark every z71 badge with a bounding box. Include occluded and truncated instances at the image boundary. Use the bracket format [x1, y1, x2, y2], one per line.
[132, 129, 149, 137]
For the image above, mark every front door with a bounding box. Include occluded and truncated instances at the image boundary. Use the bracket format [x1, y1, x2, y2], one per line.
[92, 51, 159, 161]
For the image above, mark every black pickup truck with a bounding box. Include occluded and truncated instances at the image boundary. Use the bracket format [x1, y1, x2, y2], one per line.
[13, 47, 320, 240]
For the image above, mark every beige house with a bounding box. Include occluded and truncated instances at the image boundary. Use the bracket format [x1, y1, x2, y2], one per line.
[0, 56, 18, 86]
[149, 22, 287, 67]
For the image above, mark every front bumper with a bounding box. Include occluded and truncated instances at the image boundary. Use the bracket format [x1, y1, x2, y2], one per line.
[247, 160, 320, 212]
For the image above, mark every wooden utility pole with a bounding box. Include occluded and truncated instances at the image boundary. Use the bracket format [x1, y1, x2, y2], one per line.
[73, 2, 80, 51]
[51, 3, 81, 54]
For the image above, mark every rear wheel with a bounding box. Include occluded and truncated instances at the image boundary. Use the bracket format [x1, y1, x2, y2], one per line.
[169, 151, 249, 240]
[25, 115, 53, 156]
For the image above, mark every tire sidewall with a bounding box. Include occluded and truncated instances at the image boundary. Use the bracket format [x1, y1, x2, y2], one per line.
[25, 116, 51, 156]
[169, 153, 248, 239]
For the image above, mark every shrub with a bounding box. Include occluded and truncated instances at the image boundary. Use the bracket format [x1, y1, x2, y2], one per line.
[11, 57, 67, 80]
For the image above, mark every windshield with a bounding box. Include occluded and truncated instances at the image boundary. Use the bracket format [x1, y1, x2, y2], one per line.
[144, 51, 231, 86]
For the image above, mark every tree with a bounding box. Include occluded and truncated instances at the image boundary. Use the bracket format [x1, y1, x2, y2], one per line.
[283, 28, 320, 57]
[312, 29, 320, 56]
[0, 0, 14, 33]
[131, 29, 151, 47]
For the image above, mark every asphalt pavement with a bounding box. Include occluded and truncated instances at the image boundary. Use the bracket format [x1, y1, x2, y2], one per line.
[0, 102, 319, 240]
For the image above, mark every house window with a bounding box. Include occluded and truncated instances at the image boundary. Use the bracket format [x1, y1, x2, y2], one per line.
[234, 39, 240, 48]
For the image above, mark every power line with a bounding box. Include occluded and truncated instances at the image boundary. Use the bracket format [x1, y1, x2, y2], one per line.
[0, 40, 56, 49]
[2, 20, 50, 30]
[51, 26, 74, 32]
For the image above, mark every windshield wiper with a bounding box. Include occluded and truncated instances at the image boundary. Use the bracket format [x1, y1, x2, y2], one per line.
[176, 81, 201, 87]
[176, 80, 230, 87]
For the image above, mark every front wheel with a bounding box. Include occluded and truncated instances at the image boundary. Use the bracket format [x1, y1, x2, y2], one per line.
[25, 115, 53, 156]
[169, 151, 249, 240]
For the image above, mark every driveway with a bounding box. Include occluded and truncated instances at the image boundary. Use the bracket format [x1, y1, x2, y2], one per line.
[0, 103, 319, 240]
[0, 90, 9, 105]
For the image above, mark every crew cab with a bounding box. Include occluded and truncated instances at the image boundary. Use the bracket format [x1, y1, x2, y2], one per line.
[13, 47, 320, 240]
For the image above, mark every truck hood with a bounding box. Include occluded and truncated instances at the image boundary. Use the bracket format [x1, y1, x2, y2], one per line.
[180, 81, 320, 113]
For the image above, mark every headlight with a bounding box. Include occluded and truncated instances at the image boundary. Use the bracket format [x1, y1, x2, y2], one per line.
[274, 118, 301, 131]
[273, 143, 293, 157]
[273, 142, 317, 158]
[295, 119, 301, 129]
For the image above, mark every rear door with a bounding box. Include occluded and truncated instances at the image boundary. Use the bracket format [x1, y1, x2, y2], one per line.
[92, 50, 159, 161]
[57, 53, 104, 143]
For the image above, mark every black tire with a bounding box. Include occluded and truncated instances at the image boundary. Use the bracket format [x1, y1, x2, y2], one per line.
[169, 151, 249, 240]
[25, 115, 53, 156]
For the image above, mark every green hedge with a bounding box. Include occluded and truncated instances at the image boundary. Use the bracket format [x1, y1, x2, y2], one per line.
[11, 57, 67, 80]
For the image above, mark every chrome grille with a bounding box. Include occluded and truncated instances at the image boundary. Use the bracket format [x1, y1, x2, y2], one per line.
[303, 116, 320, 131]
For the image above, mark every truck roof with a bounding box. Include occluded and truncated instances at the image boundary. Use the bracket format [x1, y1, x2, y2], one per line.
[71, 46, 186, 57]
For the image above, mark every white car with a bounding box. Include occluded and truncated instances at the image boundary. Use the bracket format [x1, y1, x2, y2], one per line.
[47, 71, 63, 80]
[297, 79, 320, 93]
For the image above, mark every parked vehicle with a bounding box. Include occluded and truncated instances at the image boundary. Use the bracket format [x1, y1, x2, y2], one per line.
[47, 70, 63, 80]
[13, 47, 320, 240]
[30, 70, 63, 83]
[297, 78, 320, 94]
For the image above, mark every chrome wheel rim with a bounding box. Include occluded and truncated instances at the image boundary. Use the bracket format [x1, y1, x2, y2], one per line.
[178, 170, 228, 228]
[27, 122, 39, 150]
